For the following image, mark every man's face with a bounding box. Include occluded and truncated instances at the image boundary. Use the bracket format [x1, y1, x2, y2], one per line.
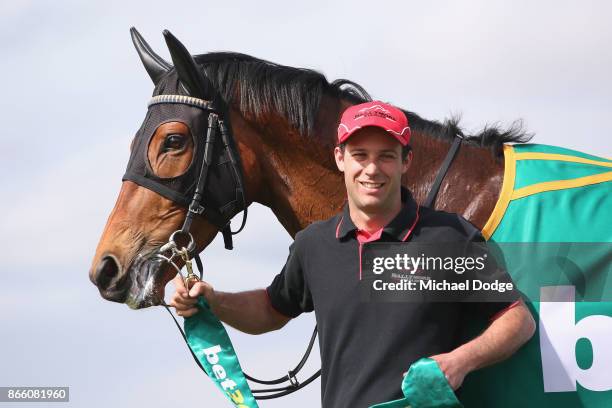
[334, 127, 411, 214]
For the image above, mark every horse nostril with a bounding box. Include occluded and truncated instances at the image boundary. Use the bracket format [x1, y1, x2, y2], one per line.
[95, 256, 121, 290]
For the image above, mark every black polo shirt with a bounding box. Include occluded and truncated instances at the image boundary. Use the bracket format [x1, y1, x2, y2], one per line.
[267, 188, 519, 407]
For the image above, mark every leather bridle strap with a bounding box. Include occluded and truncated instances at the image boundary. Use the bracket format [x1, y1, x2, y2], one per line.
[178, 112, 248, 251]
[423, 134, 463, 208]
[182, 113, 218, 233]
[219, 119, 248, 236]
[218, 118, 248, 250]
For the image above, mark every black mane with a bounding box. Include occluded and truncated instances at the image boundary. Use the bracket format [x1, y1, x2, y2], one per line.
[193, 52, 532, 155]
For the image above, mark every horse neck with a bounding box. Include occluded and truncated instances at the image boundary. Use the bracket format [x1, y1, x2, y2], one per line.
[237, 97, 504, 237]
[407, 131, 504, 229]
[241, 95, 348, 237]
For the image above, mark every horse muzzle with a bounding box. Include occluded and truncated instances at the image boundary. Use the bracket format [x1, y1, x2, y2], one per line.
[90, 251, 170, 308]
[90, 254, 131, 303]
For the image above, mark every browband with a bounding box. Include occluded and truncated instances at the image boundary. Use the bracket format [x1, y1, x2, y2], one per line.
[148, 94, 216, 111]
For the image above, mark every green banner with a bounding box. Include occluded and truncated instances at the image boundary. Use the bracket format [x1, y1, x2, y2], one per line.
[184, 297, 259, 408]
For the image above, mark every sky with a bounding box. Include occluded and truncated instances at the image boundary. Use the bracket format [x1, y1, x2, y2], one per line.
[0, 1, 610, 407]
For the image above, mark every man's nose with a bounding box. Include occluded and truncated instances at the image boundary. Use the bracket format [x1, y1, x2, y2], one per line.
[363, 160, 380, 176]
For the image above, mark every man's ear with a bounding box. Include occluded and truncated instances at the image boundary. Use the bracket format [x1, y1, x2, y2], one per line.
[401, 149, 413, 174]
[334, 146, 345, 172]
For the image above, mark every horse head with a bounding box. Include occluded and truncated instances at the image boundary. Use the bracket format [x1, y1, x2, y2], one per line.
[89, 29, 269, 308]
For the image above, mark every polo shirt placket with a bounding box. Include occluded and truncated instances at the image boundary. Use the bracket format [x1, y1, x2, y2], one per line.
[335, 189, 421, 280]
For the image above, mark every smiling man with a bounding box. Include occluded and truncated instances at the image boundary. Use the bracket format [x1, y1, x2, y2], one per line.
[171, 101, 536, 407]
[335, 102, 412, 231]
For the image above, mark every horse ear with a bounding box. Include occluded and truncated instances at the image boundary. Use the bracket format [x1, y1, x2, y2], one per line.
[130, 27, 171, 85]
[163, 29, 209, 98]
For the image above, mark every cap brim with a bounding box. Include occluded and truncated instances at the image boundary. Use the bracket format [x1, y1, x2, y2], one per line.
[338, 124, 409, 146]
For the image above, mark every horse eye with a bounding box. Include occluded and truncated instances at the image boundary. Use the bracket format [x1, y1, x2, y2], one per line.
[163, 134, 186, 151]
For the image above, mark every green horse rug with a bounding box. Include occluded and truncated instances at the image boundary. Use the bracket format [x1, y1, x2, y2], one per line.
[461, 144, 612, 407]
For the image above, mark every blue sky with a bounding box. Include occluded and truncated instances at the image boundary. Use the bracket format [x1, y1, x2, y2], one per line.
[0, 1, 610, 407]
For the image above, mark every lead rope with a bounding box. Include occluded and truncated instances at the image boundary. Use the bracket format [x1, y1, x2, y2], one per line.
[158, 233, 320, 401]
[158, 233, 205, 371]
[157, 236, 258, 406]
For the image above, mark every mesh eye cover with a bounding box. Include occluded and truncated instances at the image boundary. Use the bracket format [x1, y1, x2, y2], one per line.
[123, 101, 206, 204]
[122, 74, 245, 226]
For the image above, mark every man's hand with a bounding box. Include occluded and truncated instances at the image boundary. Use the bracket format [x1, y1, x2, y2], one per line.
[426, 301, 535, 391]
[168, 276, 290, 334]
[168, 274, 217, 317]
[429, 352, 470, 390]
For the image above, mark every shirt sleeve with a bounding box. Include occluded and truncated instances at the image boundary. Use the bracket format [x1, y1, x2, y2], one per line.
[266, 234, 314, 318]
[461, 231, 522, 322]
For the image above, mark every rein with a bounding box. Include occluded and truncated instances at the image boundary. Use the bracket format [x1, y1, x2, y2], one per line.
[158, 230, 321, 401]
[423, 134, 463, 208]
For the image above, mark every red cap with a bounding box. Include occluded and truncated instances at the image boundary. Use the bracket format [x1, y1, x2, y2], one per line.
[337, 101, 411, 146]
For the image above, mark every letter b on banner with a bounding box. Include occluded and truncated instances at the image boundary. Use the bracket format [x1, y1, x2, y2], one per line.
[539, 286, 612, 392]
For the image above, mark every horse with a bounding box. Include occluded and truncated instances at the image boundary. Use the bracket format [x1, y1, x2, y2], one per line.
[89, 29, 612, 407]
[90, 29, 528, 308]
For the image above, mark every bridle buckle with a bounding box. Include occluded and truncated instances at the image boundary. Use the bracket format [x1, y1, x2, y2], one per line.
[188, 202, 206, 215]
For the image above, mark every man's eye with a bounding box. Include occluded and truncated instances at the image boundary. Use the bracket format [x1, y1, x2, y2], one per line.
[163, 134, 186, 151]
[352, 153, 366, 159]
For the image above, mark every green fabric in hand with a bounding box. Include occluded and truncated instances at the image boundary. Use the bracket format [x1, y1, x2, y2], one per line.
[370, 358, 463, 408]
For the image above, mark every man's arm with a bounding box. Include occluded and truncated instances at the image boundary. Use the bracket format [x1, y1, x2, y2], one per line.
[430, 300, 536, 390]
[169, 275, 291, 335]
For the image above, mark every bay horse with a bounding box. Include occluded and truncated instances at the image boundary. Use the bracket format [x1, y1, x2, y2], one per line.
[89, 29, 530, 308]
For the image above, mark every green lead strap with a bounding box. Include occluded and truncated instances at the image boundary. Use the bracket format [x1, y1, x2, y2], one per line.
[370, 358, 463, 408]
[184, 296, 259, 408]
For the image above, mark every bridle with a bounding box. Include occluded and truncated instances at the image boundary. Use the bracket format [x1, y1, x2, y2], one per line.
[145, 93, 247, 252]
[137, 94, 322, 400]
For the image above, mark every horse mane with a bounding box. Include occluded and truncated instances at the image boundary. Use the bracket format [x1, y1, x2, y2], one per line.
[193, 52, 532, 156]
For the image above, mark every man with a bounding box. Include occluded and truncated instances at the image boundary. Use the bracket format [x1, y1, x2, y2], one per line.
[170, 101, 536, 407]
